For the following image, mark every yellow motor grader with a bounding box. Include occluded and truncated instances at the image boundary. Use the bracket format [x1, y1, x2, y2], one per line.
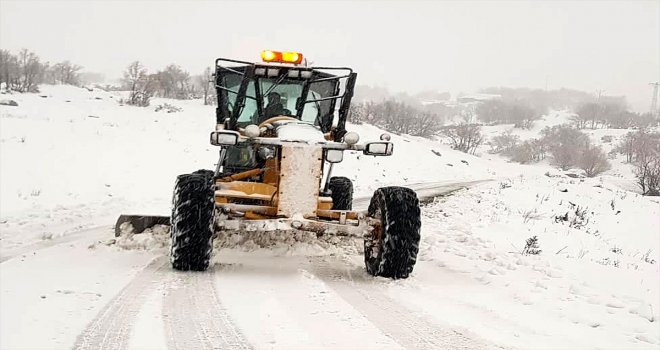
[116, 50, 421, 279]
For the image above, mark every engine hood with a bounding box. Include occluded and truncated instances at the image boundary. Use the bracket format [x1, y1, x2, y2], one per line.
[274, 121, 326, 143]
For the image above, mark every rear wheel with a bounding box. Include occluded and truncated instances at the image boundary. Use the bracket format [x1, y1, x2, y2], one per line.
[170, 171, 216, 271]
[329, 176, 353, 210]
[364, 186, 421, 279]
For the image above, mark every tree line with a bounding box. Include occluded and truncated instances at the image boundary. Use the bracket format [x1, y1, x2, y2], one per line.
[0, 48, 86, 92]
[475, 99, 546, 129]
[571, 101, 656, 129]
[487, 125, 611, 176]
[0, 48, 217, 108]
[120, 61, 215, 107]
[348, 86, 659, 196]
[348, 99, 450, 138]
[487, 125, 660, 195]
[478, 86, 628, 114]
[3, 48, 657, 195]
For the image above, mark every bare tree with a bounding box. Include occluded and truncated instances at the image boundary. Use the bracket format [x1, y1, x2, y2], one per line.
[621, 130, 660, 163]
[198, 66, 215, 105]
[634, 152, 660, 196]
[152, 64, 191, 99]
[540, 124, 590, 170]
[347, 99, 444, 138]
[414, 110, 445, 138]
[573, 102, 599, 129]
[605, 110, 635, 129]
[441, 123, 484, 155]
[616, 131, 638, 163]
[0, 49, 19, 90]
[476, 100, 508, 124]
[508, 141, 535, 164]
[51, 60, 83, 86]
[577, 144, 611, 177]
[121, 61, 156, 107]
[574, 101, 625, 129]
[0, 49, 87, 91]
[348, 102, 368, 124]
[628, 130, 660, 195]
[509, 103, 542, 130]
[505, 138, 547, 164]
[15, 49, 46, 93]
[488, 130, 520, 154]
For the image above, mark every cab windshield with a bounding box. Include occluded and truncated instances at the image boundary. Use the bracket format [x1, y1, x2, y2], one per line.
[220, 72, 337, 129]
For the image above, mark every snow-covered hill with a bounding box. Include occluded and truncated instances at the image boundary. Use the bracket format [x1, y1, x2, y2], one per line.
[1, 85, 658, 349]
[476, 109, 651, 193]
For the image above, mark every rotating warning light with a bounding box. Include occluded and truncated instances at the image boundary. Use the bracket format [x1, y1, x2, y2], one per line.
[261, 50, 277, 61]
[261, 50, 303, 64]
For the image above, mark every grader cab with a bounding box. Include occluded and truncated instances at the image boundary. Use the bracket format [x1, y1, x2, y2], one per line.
[116, 50, 422, 279]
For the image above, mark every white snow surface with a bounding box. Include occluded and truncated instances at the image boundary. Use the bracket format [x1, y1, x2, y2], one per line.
[1, 85, 659, 349]
[275, 121, 327, 143]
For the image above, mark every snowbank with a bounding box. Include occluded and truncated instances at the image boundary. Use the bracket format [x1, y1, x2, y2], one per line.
[402, 175, 660, 349]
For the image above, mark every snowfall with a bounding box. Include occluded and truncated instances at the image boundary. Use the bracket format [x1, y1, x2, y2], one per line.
[0, 85, 658, 350]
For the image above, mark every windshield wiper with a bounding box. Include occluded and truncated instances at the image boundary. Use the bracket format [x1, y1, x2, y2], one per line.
[263, 74, 288, 96]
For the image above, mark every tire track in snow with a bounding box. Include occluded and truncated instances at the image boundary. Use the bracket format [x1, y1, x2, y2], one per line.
[1, 226, 109, 263]
[307, 257, 508, 350]
[209, 258, 406, 350]
[162, 268, 252, 350]
[72, 255, 169, 350]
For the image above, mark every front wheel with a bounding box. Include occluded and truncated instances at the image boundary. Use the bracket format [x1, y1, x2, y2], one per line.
[364, 186, 421, 279]
[170, 171, 216, 271]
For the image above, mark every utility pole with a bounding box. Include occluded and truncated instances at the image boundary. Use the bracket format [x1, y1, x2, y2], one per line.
[649, 82, 659, 117]
[590, 89, 606, 129]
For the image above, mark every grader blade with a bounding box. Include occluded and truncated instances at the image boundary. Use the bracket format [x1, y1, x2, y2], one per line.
[114, 214, 170, 237]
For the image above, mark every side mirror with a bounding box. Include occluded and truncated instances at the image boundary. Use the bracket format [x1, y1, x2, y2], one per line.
[210, 130, 240, 146]
[363, 142, 393, 156]
[325, 149, 344, 163]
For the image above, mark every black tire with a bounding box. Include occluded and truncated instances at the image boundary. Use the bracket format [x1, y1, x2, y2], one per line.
[364, 186, 421, 279]
[170, 172, 216, 271]
[329, 176, 353, 210]
[192, 169, 216, 181]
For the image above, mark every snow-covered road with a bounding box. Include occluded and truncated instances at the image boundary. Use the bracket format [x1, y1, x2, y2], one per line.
[2, 181, 505, 350]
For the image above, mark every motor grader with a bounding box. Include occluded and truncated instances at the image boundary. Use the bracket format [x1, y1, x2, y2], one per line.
[116, 50, 422, 279]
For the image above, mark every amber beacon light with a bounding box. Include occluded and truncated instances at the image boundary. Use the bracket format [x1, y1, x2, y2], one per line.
[261, 50, 304, 64]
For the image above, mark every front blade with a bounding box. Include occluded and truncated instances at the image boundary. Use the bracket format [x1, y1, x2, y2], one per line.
[114, 214, 170, 237]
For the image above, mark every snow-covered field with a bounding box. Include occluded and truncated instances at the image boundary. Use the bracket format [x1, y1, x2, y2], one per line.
[1, 85, 658, 350]
[478, 110, 645, 192]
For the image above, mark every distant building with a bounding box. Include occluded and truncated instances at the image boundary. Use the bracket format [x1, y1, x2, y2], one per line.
[456, 93, 501, 104]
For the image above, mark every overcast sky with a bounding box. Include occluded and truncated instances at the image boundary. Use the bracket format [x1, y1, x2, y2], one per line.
[1, 0, 658, 111]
